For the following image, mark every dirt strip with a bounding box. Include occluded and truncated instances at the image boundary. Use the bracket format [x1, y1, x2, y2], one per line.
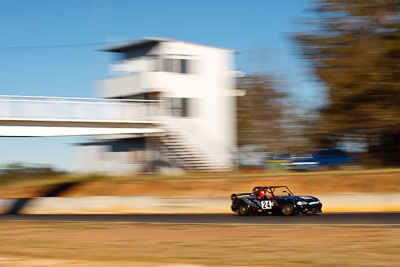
[0, 221, 399, 266]
[1, 194, 399, 214]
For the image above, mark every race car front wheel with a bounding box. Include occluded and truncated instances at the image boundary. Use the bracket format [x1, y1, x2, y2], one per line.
[281, 203, 294, 216]
[237, 204, 250, 216]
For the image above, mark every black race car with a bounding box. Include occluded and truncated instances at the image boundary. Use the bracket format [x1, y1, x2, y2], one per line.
[231, 186, 322, 216]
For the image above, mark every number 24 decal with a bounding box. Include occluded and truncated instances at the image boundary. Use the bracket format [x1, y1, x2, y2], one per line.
[261, 200, 273, 209]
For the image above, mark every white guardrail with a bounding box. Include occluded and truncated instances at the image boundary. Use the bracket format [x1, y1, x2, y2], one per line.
[0, 95, 163, 122]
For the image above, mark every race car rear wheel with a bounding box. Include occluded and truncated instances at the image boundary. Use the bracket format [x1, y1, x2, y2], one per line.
[281, 203, 294, 216]
[237, 204, 250, 216]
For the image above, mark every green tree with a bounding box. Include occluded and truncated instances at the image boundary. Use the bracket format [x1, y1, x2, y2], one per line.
[295, 0, 400, 165]
[237, 75, 303, 153]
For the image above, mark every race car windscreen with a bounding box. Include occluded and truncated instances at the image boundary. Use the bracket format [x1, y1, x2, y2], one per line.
[271, 187, 293, 196]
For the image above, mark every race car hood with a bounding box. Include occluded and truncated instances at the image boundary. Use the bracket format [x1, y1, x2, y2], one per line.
[284, 195, 320, 202]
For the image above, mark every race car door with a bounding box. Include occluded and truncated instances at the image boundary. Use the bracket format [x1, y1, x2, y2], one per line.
[261, 197, 282, 214]
[260, 199, 275, 212]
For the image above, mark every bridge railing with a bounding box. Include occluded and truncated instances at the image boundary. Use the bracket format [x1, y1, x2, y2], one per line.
[0, 95, 163, 122]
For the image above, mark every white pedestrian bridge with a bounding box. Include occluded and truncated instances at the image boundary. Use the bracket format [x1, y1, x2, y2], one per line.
[0, 95, 164, 137]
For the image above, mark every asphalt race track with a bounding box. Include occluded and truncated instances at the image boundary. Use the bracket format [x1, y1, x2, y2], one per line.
[0, 213, 399, 225]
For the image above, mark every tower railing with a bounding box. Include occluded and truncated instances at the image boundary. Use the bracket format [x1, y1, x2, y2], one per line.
[0, 95, 163, 123]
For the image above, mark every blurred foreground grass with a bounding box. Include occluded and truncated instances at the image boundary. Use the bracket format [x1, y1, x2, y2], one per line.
[0, 221, 398, 266]
[1, 168, 400, 198]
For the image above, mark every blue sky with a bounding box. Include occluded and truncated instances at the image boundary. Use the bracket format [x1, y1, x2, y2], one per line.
[0, 0, 322, 170]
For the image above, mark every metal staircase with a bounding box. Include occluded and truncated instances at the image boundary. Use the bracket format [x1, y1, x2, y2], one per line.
[156, 128, 230, 172]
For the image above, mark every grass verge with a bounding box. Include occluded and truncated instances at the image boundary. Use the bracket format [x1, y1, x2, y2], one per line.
[1, 168, 400, 198]
[0, 221, 399, 266]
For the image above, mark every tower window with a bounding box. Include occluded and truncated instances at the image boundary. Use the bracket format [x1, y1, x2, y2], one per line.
[162, 58, 191, 74]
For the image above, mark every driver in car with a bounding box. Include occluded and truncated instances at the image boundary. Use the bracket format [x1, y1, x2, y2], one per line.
[257, 189, 273, 200]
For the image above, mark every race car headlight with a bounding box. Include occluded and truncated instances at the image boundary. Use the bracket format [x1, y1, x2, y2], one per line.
[297, 201, 308, 205]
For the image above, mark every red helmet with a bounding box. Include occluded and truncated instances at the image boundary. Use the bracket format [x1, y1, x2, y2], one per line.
[259, 190, 266, 197]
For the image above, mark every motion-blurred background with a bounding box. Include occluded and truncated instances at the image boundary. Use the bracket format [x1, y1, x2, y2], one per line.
[0, 0, 399, 174]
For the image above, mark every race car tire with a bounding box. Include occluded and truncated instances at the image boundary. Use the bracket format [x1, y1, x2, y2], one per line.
[237, 204, 250, 216]
[281, 202, 295, 216]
